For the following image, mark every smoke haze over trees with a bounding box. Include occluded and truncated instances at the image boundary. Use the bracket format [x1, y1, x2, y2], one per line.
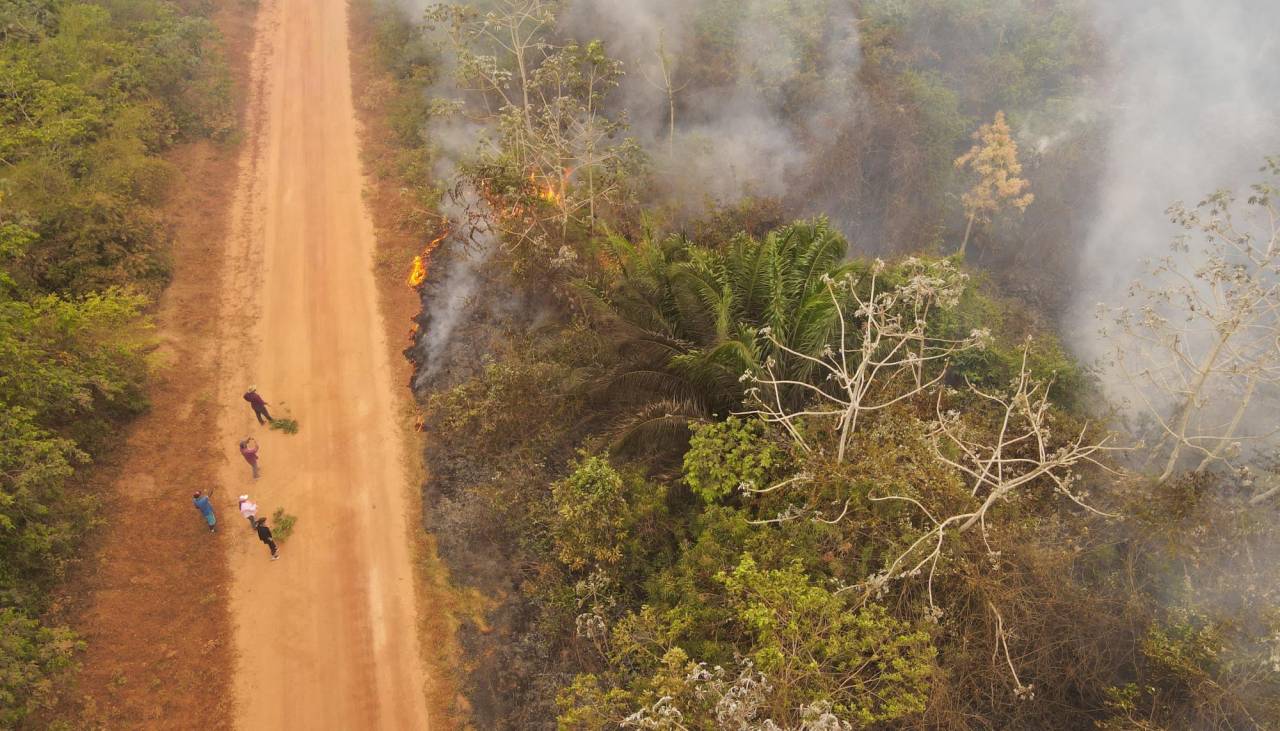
[1077, 0, 1280, 332]
[353, 0, 1280, 727]
[402, 0, 1280, 330]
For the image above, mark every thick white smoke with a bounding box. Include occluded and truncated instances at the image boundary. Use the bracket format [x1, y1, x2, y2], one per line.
[391, 0, 1280, 390]
[1074, 0, 1280, 345]
[382, 0, 497, 383]
[561, 0, 861, 206]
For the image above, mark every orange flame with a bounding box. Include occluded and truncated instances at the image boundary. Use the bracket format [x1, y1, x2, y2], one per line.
[424, 230, 449, 255]
[407, 255, 427, 287]
[406, 229, 450, 288]
[529, 170, 565, 206]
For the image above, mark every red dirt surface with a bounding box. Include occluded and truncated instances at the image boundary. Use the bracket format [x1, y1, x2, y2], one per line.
[39, 0, 457, 726]
[348, 0, 467, 723]
[38, 3, 257, 729]
[212, 0, 432, 726]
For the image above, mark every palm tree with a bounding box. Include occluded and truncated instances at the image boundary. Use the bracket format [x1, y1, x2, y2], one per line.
[582, 218, 855, 455]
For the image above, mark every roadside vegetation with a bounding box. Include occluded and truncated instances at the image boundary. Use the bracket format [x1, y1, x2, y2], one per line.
[375, 1, 1280, 729]
[0, 0, 230, 724]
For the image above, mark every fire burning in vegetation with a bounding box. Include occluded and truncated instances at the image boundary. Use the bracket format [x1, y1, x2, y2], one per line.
[406, 229, 450, 288]
[530, 169, 573, 207]
[530, 172, 563, 206]
[407, 256, 427, 287]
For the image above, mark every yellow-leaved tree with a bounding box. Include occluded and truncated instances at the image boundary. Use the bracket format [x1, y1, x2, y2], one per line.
[954, 111, 1034, 255]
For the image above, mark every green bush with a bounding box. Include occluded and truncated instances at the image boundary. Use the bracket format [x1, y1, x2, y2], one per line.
[0, 0, 231, 722]
[0, 608, 82, 727]
[551, 453, 630, 571]
[270, 508, 297, 543]
[683, 416, 783, 503]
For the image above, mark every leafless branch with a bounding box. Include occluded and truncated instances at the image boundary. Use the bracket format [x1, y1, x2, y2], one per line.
[1102, 179, 1280, 481]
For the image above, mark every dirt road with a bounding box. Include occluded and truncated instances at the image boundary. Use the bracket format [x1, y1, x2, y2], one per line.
[217, 0, 431, 727]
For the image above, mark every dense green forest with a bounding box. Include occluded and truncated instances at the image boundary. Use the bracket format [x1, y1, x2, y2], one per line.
[367, 0, 1280, 729]
[0, 0, 229, 723]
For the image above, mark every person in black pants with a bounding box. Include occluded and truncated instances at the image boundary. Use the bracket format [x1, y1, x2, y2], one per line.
[255, 517, 280, 560]
[243, 386, 273, 425]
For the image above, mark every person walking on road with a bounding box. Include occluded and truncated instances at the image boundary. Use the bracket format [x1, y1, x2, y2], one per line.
[193, 490, 216, 533]
[255, 517, 280, 560]
[243, 386, 273, 425]
[238, 495, 259, 529]
[239, 437, 261, 478]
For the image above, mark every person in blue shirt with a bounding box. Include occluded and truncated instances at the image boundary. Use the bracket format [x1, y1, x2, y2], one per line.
[192, 491, 216, 533]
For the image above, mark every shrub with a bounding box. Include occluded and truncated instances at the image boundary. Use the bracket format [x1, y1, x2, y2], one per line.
[683, 416, 783, 503]
[270, 508, 297, 543]
[551, 453, 630, 571]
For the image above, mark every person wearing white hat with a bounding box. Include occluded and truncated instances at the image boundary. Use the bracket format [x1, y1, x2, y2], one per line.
[238, 495, 259, 530]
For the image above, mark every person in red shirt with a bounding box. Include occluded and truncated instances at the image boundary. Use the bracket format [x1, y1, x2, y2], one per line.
[239, 437, 260, 478]
[243, 386, 273, 424]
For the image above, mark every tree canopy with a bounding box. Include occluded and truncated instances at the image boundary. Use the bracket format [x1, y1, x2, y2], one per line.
[0, 0, 229, 722]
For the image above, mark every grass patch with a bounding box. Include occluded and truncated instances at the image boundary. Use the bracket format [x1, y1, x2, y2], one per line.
[271, 507, 297, 543]
[269, 418, 299, 434]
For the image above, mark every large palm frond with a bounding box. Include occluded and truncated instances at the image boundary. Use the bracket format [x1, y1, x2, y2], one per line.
[581, 218, 857, 457]
[608, 398, 707, 458]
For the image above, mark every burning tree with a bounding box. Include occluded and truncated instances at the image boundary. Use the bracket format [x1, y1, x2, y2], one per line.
[1102, 158, 1280, 483]
[428, 1, 643, 254]
[954, 111, 1034, 255]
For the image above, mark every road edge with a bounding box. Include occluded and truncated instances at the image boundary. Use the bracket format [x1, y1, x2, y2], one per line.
[346, 0, 466, 726]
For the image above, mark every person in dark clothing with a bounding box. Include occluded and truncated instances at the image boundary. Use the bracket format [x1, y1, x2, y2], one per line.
[255, 517, 280, 560]
[244, 386, 273, 424]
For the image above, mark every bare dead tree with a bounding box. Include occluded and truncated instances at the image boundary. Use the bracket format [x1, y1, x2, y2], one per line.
[741, 339, 1120, 694]
[1101, 160, 1280, 482]
[428, 0, 557, 137]
[1246, 454, 1280, 505]
[863, 346, 1118, 607]
[850, 348, 1120, 697]
[741, 258, 988, 464]
[1249, 479, 1280, 506]
[638, 31, 689, 160]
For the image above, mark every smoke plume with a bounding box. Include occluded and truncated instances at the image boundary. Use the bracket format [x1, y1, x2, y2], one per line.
[561, 0, 862, 208]
[1074, 0, 1280, 340]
